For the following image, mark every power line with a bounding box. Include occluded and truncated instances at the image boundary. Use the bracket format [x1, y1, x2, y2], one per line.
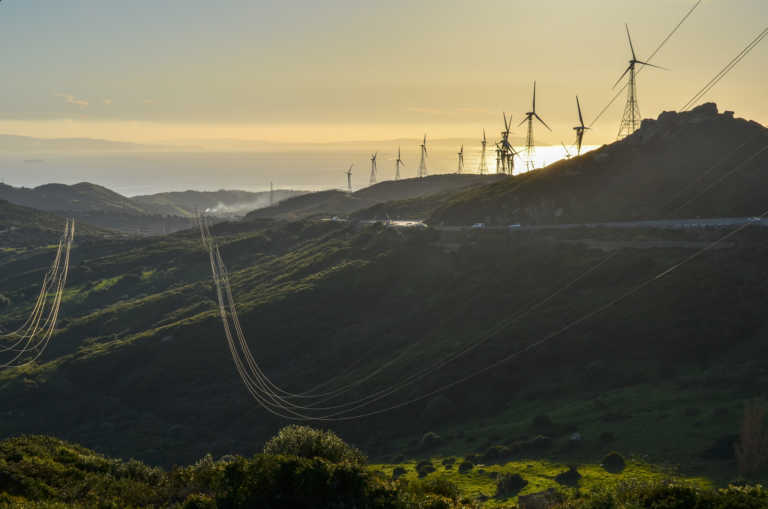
[681, 25, 768, 111]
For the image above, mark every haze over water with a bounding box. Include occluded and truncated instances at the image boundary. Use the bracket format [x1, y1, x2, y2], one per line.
[0, 144, 596, 196]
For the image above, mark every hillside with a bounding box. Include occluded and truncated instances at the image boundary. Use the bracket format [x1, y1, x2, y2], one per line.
[0, 182, 147, 215]
[0, 183, 301, 235]
[245, 174, 506, 221]
[0, 199, 105, 248]
[422, 104, 768, 226]
[1, 215, 767, 477]
[130, 188, 306, 217]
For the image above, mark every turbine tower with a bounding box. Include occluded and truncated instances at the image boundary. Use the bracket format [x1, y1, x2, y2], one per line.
[395, 146, 404, 180]
[499, 112, 519, 175]
[457, 145, 464, 174]
[369, 153, 377, 185]
[573, 95, 589, 155]
[345, 164, 353, 191]
[417, 134, 428, 179]
[561, 142, 572, 159]
[269, 181, 274, 206]
[519, 81, 551, 172]
[615, 24, 665, 139]
[478, 129, 488, 175]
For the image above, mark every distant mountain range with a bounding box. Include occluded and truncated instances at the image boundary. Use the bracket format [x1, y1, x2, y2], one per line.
[0, 134, 193, 153]
[0, 182, 305, 234]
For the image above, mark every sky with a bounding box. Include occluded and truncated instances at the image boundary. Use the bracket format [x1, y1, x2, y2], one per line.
[0, 0, 766, 144]
[0, 1, 766, 193]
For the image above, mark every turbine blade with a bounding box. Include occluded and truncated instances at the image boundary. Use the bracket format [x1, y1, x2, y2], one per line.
[532, 81, 537, 112]
[576, 95, 584, 127]
[626, 23, 636, 60]
[613, 65, 631, 89]
[534, 113, 552, 131]
[635, 60, 667, 70]
[518, 115, 529, 127]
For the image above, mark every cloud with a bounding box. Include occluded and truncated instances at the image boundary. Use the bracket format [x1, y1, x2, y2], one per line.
[55, 93, 88, 108]
[143, 99, 153, 104]
[103, 99, 113, 105]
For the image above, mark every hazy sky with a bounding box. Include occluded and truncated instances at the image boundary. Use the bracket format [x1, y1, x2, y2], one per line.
[0, 0, 766, 146]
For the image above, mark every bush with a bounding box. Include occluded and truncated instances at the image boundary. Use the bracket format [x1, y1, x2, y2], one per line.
[420, 432, 443, 450]
[0, 293, 10, 308]
[262, 425, 365, 465]
[482, 445, 512, 463]
[457, 460, 473, 474]
[409, 477, 460, 501]
[495, 473, 528, 497]
[416, 460, 436, 478]
[637, 483, 698, 509]
[392, 466, 407, 480]
[555, 465, 582, 487]
[532, 414, 554, 430]
[602, 452, 626, 473]
[182, 493, 217, 509]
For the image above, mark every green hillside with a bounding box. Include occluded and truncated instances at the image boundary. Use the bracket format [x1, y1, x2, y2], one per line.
[4, 433, 755, 509]
[1, 215, 767, 480]
[246, 174, 506, 221]
[130, 188, 306, 217]
[0, 199, 106, 248]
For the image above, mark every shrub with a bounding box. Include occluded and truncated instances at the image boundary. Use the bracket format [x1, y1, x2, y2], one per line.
[602, 452, 626, 473]
[482, 445, 512, 463]
[392, 466, 406, 480]
[182, 493, 217, 509]
[637, 483, 698, 509]
[555, 465, 582, 487]
[0, 293, 10, 308]
[495, 473, 528, 497]
[416, 460, 436, 478]
[441, 457, 455, 468]
[600, 431, 616, 443]
[526, 435, 552, 450]
[532, 414, 554, 430]
[409, 477, 460, 501]
[420, 432, 443, 450]
[262, 425, 365, 465]
[457, 460, 473, 474]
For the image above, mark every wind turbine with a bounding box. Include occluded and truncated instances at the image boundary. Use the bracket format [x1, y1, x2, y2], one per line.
[561, 142, 572, 159]
[369, 153, 377, 185]
[417, 134, 428, 179]
[573, 95, 589, 155]
[457, 145, 464, 174]
[615, 24, 666, 139]
[394, 146, 404, 180]
[345, 164, 353, 191]
[478, 129, 488, 175]
[519, 81, 551, 171]
[499, 112, 519, 174]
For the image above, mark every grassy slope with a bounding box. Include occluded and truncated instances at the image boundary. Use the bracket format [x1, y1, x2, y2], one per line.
[0, 218, 766, 477]
[246, 174, 506, 221]
[373, 457, 711, 507]
[130, 189, 307, 217]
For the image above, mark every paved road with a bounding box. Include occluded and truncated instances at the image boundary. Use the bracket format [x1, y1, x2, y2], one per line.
[332, 216, 768, 231]
[435, 217, 768, 231]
